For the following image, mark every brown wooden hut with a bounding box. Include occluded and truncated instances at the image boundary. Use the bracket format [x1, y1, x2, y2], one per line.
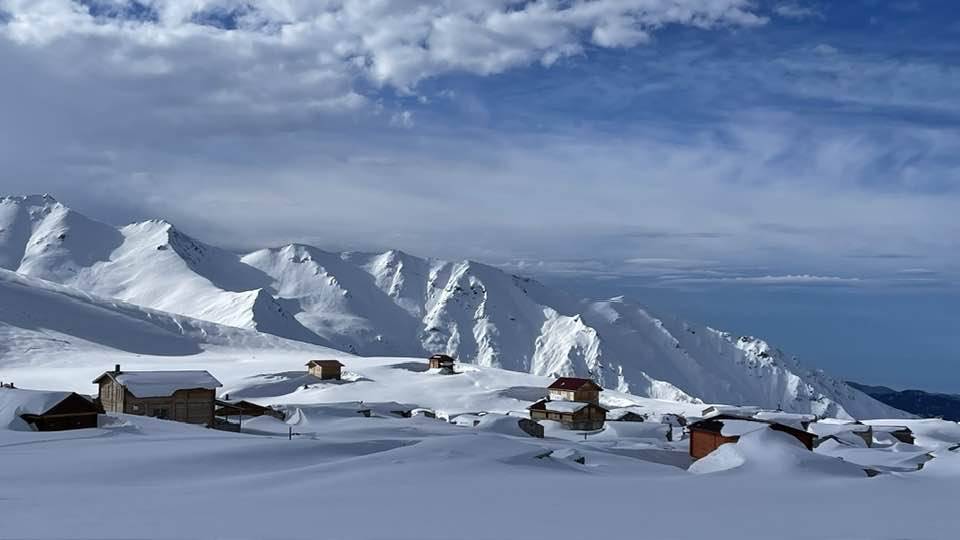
[428, 354, 456, 373]
[215, 399, 284, 420]
[547, 377, 602, 404]
[528, 399, 608, 431]
[94, 365, 222, 426]
[607, 407, 647, 422]
[871, 425, 915, 445]
[687, 414, 815, 459]
[13, 390, 101, 431]
[306, 360, 344, 380]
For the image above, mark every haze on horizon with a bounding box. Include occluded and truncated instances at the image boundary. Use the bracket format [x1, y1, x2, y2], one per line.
[0, 1, 957, 392]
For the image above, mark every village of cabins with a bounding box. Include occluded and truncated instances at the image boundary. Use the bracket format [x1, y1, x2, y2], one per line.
[0, 353, 916, 461]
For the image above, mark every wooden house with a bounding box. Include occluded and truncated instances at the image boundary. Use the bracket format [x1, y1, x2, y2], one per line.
[687, 414, 815, 459]
[93, 365, 222, 426]
[428, 354, 456, 373]
[215, 399, 284, 420]
[607, 407, 647, 422]
[808, 421, 874, 448]
[871, 425, 915, 445]
[528, 399, 608, 431]
[547, 377, 602, 404]
[4, 388, 101, 431]
[306, 360, 344, 380]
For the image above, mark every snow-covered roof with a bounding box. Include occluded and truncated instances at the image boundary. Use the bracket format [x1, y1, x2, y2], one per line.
[108, 371, 222, 398]
[753, 411, 816, 424]
[0, 388, 77, 430]
[0, 388, 72, 417]
[808, 422, 871, 437]
[719, 419, 770, 437]
[607, 406, 646, 420]
[870, 425, 912, 434]
[542, 401, 589, 413]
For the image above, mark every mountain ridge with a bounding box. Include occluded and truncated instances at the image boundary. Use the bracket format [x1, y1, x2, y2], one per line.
[0, 194, 907, 418]
[848, 382, 960, 421]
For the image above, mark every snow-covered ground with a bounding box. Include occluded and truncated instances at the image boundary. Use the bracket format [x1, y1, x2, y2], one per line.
[2, 351, 959, 539]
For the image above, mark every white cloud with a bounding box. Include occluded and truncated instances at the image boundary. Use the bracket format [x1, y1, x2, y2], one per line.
[0, 0, 765, 97]
[773, 2, 822, 20]
[664, 274, 864, 285]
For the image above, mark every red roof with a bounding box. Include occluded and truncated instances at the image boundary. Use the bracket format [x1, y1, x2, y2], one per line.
[547, 377, 601, 391]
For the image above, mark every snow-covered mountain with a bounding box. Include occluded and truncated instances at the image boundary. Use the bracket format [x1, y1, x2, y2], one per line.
[0, 194, 905, 418]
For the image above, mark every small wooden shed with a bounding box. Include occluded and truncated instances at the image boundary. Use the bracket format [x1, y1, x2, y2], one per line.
[306, 360, 345, 380]
[607, 407, 647, 422]
[547, 377, 602, 404]
[215, 399, 284, 420]
[6, 389, 101, 431]
[871, 425, 915, 445]
[528, 399, 608, 431]
[428, 354, 456, 373]
[687, 414, 815, 459]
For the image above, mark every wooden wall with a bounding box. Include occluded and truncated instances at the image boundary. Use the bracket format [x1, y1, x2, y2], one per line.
[689, 429, 739, 459]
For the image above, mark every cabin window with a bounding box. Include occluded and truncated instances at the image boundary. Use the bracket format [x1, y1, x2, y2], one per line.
[151, 408, 169, 419]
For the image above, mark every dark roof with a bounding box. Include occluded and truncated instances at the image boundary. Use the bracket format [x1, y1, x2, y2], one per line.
[429, 354, 455, 362]
[306, 360, 345, 368]
[547, 377, 602, 391]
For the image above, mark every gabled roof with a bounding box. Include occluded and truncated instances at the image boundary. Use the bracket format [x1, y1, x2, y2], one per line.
[688, 414, 813, 441]
[306, 360, 345, 368]
[1, 388, 73, 417]
[607, 407, 647, 421]
[428, 354, 455, 363]
[547, 377, 602, 391]
[528, 399, 608, 414]
[94, 370, 221, 398]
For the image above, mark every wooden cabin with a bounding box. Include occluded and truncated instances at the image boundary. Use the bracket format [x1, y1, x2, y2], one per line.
[306, 360, 344, 380]
[428, 354, 456, 373]
[687, 414, 815, 459]
[607, 407, 647, 422]
[871, 425, 915, 445]
[93, 365, 222, 426]
[808, 421, 874, 448]
[215, 399, 284, 420]
[6, 388, 101, 431]
[528, 399, 608, 431]
[547, 377, 602, 404]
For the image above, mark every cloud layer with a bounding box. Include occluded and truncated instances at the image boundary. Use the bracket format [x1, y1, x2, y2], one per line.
[0, 0, 957, 290]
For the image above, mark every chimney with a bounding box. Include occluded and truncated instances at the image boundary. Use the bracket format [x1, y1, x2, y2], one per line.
[114, 364, 121, 374]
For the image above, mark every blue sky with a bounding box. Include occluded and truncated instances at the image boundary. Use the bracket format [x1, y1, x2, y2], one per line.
[0, 1, 957, 391]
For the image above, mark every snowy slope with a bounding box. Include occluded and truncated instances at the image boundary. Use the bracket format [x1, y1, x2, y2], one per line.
[0, 194, 906, 418]
[0, 268, 329, 369]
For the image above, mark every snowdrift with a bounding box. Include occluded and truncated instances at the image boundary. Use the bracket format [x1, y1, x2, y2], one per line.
[689, 427, 867, 477]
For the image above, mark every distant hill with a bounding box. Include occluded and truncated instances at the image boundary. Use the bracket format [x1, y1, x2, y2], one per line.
[848, 382, 960, 421]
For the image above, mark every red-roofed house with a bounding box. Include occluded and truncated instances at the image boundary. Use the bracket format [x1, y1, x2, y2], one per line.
[547, 377, 601, 404]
